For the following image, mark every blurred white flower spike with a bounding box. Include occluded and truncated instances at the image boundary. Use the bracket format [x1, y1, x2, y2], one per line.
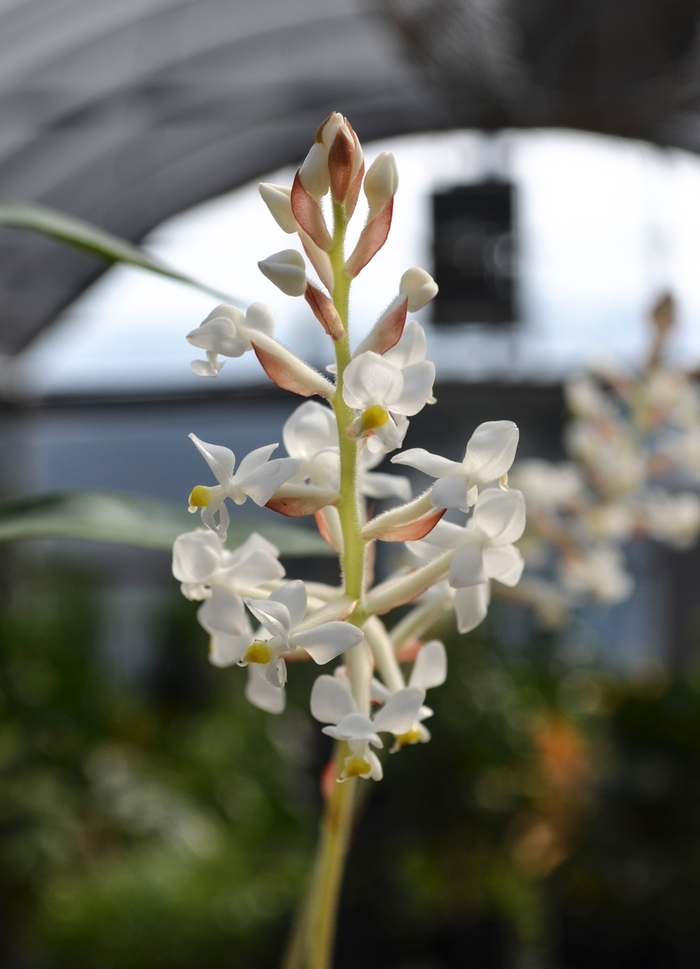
[509, 291, 700, 626]
[173, 113, 526, 788]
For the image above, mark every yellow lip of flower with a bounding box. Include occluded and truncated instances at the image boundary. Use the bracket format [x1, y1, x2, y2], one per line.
[359, 404, 390, 432]
[342, 755, 372, 778]
[188, 485, 217, 509]
[391, 727, 422, 752]
[242, 642, 274, 665]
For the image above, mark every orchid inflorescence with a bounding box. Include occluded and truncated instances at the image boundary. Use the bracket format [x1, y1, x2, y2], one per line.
[510, 293, 700, 625]
[172, 113, 526, 783]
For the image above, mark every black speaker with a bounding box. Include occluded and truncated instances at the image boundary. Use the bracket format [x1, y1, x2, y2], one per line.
[432, 181, 517, 325]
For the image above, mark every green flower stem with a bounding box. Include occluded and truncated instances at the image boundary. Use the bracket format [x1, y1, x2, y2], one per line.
[297, 202, 370, 969]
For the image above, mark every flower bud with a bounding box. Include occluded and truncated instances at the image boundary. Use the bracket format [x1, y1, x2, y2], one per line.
[258, 183, 298, 233]
[258, 250, 307, 296]
[299, 143, 330, 199]
[317, 111, 344, 146]
[400, 267, 438, 311]
[364, 152, 398, 217]
[328, 123, 356, 204]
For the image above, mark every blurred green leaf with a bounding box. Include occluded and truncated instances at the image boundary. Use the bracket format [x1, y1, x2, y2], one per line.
[0, 492, 332, 556]
[0, 201, 242, 305]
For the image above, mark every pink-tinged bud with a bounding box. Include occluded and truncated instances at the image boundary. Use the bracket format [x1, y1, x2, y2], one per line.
[258, 183, 298, 233]
[353, 296, 407, 356]
[248, 331, 335, 400]
[360, 490, 433, 540]
[299, 143, 330, 198]
[362, 507, 446, 543]
[266, 484, 340, 517]
[299, 231, 334, 292]
[363, 152, 399, 218]
[328, 123, 355, 204]
[400, 267, 438, 311]
[258, 250, 307, 296]
[344, 121, 365, 219]
[291, 173, 333, 252]
[317, 111, 344, 147]
[305, 282, 344, 340]
[344, 198, 394, 278]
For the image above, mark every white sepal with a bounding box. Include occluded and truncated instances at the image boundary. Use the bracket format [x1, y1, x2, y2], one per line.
[258, 249, 307, 296]
[258, 182, 298, 233]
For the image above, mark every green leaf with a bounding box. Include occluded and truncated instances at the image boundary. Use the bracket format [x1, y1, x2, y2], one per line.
[0, 201, 243, 306]
[0, 492, 332, 557]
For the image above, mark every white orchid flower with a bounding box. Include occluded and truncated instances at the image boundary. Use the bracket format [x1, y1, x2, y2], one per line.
[282, 400, 411, 500]
[370, 639, 447, 748]
[188, 435, 302, 539]
[310, 673, 426, 781]
[187, 302, 275, 377]
[343, 324, 435, 454]
[408, 489, 525, 633]
[171, 529, 284, 600]
[560, 544, 633, 604]
[198, 587, 254, 668]
[241, 580, 364, 690]
[393, 420, 519, 511]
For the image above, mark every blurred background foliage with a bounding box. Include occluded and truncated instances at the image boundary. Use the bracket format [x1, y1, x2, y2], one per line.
[1, 553, 700, 967]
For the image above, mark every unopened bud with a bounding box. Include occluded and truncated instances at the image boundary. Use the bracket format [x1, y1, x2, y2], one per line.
[258, 183, 298, 233]
[364, 152, 398, 217]
[299, 143, 330, 199]
[317, 111, 344, 147]
[258, 250, 307, 296]
[328, 123, 356, 204]
[400, 267, 438, 311]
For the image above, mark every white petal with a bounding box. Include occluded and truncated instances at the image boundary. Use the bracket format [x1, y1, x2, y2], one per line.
[190, 357, 223, 377]
[392, 361, 435, 416]
[201, 495, 230, 539]
[231, 532, 280, 562]
[245, 664, 285, 713]
[310, 674, 357, 724]
[189, 434, 235, 486]
[373, 687, 426, 734]
[453, 584, 490, 634]
[483, 545, 524, 586]
[244, 597, 291, 641]
[172, 530, 223, 583]
[187, 317, 249, 357]
[236, 443, 279, 479]
[294, 622, 364, 664]
[408, 640, 447, 690]
[463, 421, 519, 484]
[225, 549, 285, 587]
[245, 302, 276, 336]
[283, 401, 337, 460]
[392, 448, 462, 479]
[240, 457, 303, 506]
[449, 543, 487, 588]
[209, 630, 251, 668]
[472, 488, 526, 546]
[197, 587, 247, 635]
[270, 580, 307, 628]
[368, 416, 408, 454]
[343, 352, 403, 410]
[327, 712, 382, 745]
[366, 749, 384, 780]
[431, 474, 470, 510]
[258, 182, 298, 233]
[384, 321, 428, 368]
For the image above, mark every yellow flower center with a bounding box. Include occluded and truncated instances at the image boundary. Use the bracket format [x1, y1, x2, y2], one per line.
[393, 727, 422, 750]
[242, 642, 274, 665]
[189, 485, 216, 508]
[359, 404, 390, 432]
[343, 755, 372, 778]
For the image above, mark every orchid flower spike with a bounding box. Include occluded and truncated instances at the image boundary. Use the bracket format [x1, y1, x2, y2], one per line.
[188, 436, 302, 539]
[187, 303, 275, 377]
[394, 420, 520, 511]
[311, 674, 426, 781]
